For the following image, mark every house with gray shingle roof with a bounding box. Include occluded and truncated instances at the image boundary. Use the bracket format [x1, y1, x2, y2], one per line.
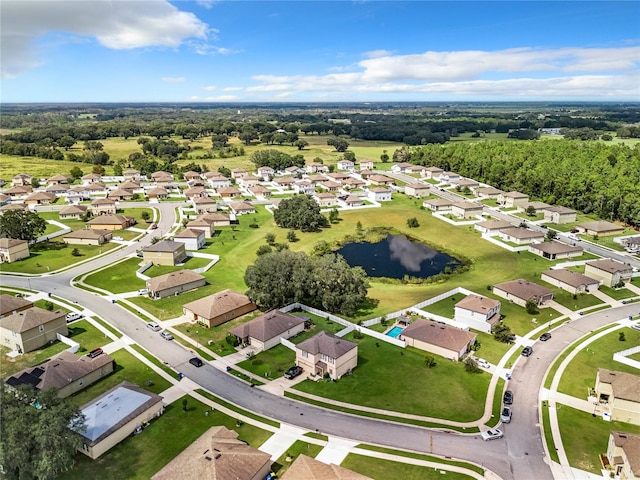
[540, 269, 600, 295]
[296, 330, 358, 380]
[183, 290, 256, 328]
[146, 270, 206, 299]
[596, 370, 640, 425]
[0, 306, 67, 353]
[493, 279, 554, 308]
[229, 310, 306, 352]
[400, 320, 476, 361]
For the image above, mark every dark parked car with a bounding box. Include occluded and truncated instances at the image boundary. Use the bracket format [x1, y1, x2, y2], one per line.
[284, 365, 303, 379]
[87, 348, 103, 359]
[503, 390, 514, 405]
[189, 357, 204, 367]
[539, 332, 552, 342]
[521, 346, 533, 357]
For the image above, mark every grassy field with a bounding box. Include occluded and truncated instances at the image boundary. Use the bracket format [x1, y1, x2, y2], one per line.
[558, 327, 640, 398]
[82, 257, 146, 293]
[341, 453, 475, 480]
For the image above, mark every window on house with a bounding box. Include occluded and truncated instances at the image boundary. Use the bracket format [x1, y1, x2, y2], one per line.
[301, 351, 308, 358]
[39, 325, 44, 332]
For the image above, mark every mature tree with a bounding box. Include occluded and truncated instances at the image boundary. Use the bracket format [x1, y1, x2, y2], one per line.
[0, 384, 86, 480]
[492, 322, 514, 343]
[239, 129, 258, 145]
[545, 229, 558, 240]
[328, 208, 340, 224]
[327, 137, 349, 152]
[69, 166, 84, 181]
[286, 230, 298, 242]
[380, 150, 390, 163]
[525, 205, 537, 216]
[525, 299, 539, 315]
[58, 135, 76, 150]
[211, 134, 229, 149]
[273, 194, 329, 232]
[407, 217, 420, 228]
[0, 210, 47, 243]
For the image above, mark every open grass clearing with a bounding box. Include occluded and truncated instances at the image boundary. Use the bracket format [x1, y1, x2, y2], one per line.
[144, 255, 212, 277]
[130, 344, 178, 379]
[0, 154, 117, 179]
[342, 453, 475, 480]
[82, 257, 145, 293]
[487, 377, 506, 428]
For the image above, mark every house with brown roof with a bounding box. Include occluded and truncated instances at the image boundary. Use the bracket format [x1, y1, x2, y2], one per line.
[183, 170, 202, 183]
[3, 185, 32, 199]
[0, 306, 67, 353]
[257, 166, 275, 180]
[237, 175, 260, 188]
[46, 174, 70, 185]
[368, 186, 392, 202]
[399, 320, 477, 361]
[454, 295, 501, 333]
[46, 183, 70, 195]
[146, 187, 168, 201]
[63, 229, 112, 246]
[184, 186, 208, 200]
[229, 201, 256, 215]
[228, 310, 306, 352]
[123, 169, 141, 181]
[87, 214, 134, 231]
[368, 174, 394, 186]
[24, 191, 56, 206]
[281, 454, 373, 480]
[0, 294, 33, 318]
[90, 198, 117, 215]
[185, 217, 214, 238]
[359, 159, 374, 171]
[437, 171, 460, 183]
[336, 159, 355, 171]
[231, 167, 248, 179]
[343, 195, 363, 207]
[183, 290, 256, 328]
[173, 228, 206, 250]
[541, 269, 600, 295]
[151, 426, 272, 480]
[192, 196, 217, 213]
[142, 240, 187, 266]
[498, 227, 545, 245]
[5, 350, 114, 398]
[59, 204, 88, 220]
[119, 180, 141, 192]
[107, 188, 134, 201]
[474, 219, 513, 235]
[404, 182, 431, 198]
[498, 191, 529, 208]
[451, 202, 483, 219]
[295, 330, 358, 380]
[11, 173, 32, 187]
[217, 186, 240, 198]
[543, 206, 577, 224]
[75, 382, 164, 459]
[146, 270, 206, 299]
[606, 431, 640, 479]
[249, 185, 271, 198]
[493, 279, 554, 308]
[82, 173, 102, 184]
[0, 238, 30, 263]
[451, 178, 479, 190]
[151, 171, 174, 185]
[0, 203, 27, 213]
[315, 192, 337, 207]
[528, 241, 583, 260]
[585, 259, 633, 287]
[274, 176, 296, 187]
[320, 180, 341, 192]
[421, 166, 444, 179]
[576, 220, 624, 237]
[596, 370, 640, 425]
[423, 198, 454, 212]
[342, 177, 366, 190]
[205, 173, 231, 189]
[474, 186, 503, 199]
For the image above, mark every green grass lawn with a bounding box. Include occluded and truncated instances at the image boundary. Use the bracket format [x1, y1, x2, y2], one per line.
[558, 327, 640, 398]
[236, 344, 296, 380]
[541, 402, 560, 464]
[342, 454, 475, 480]
[57, 396, 272, 480]
[557, 404, 640, 474]
[599, 285, 636, 301]
[288, 312, 346, 344]
[272, 440, 324, 477]
[551, 290, 604, 311]
[144, 256, 212, 277]
[472, 332, 512, 365]
[82, 257, 146, 293]
[293, 333, 490, 422]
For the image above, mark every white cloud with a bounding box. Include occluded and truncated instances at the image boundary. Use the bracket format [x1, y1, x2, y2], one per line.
[199, 85, 218, 91]
[362, 49, 394, 59]
[195, 0, 218, 9]
[1, 0, 209, 78]
[222, 87, 243, 92]
[162, 77, 185, 83]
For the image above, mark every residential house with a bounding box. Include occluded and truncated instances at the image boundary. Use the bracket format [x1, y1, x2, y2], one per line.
[606, 431, 640, 480]
[183, 171, 202, 183]
[142, 240, 187, 266]
[423, 198, 454, 212]
[293, 180, 315, 195]
[146, 187, 169, 201]
[173, 228, 206, 251]
[596, 370, 640, 425]
[107, 188, 134, 201]
[529, 241, 583, 260]
[437, 171, 460, 183]
[359, 159, 374, 171]
[474, 187, 504, 199]
[146, 270, 206, 299]
[184, 186, 208, 200]
[151, 171, 174, 185]
[422, 166, 444, 179]
[400, 319, 477, 361]
[46, 174, 70, 186]
[359, 169, 376, 180]
[451, 178, 479, 190]
[205, 173, 231, 189]
[184, 217, 214, 238]
[454, 295, 501, 333]
[0, 294, 33, 319]
[576, 220, 624, 237]
[82, 173, 102, 184]
[249, 185, 271, 198]
[151, 426, 272, 480]
[192, 196, 217, 214]
[24, 191, 56, 207]
[540, 269, 600, 295]
[228, 310, 306, 352]
[0, 238, 30, 263]
[451, 202, 483, 219]
[90, 198, 117, 216]
[520, 201, 551, 213]
[368, 187, 392, 202]
[306, 174, 328, 185]
[343, 195, 363, 207]
[585, 259, 633, 287]
[119, 180, 141, 192]
[5, 350, 114, 398]
[229, 201, 256, 215]
[368, 174, 394, 186]
[336, 159, 355, 171]
[63, 229, 112, 246]
[0, 203, 27, 213]
[404, 183, 431, 198]
[282, 165, 305, 176]
[123, 169, 141, 181]
[231, 168, 248, 179]
[543, 206, 577, 224]
[474, 219, 513, 235]
[45, 182, 70, 194]
[237, 175, 260, 188]
[183, 290, 256, 328]
[0, 306, 67, 354]
[320, 180, 341, 192]
[0, 193, 10, 206]
[256, 166, 274, 180]
[498, 227, 545, 245]
[498, 191, 529, 208]
[273, 176, 296, 188]
[281, 454, 373, 480]
[493, 279, 554, 307]
[295, 331, 358, 380]
[391, 162, 413, 173]
[11, 173, 32, 187]
[307, 162, 329, 174]
[59, 205, 88, 220]
[342, 177, 366, 190]
[216, 186, 240, 199]
[75, 382, 164, 459]
[87, 214, 134, 231]
[315, 192, 337, 207]
[201, 212, 232, 227]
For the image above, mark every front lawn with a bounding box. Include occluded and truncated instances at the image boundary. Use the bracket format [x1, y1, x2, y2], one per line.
[272, 440, 323, 477]
[341, 454, 475, 480]
[144, 256, 213, 277]
[599, 285, 636, 301]
[551, 290, 604, 311]
[293, 333, 490, 422]
[82, 257, 145, 293]
[236, 344, 296, 379]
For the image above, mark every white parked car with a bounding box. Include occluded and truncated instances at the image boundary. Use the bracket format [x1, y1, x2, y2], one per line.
[476, 358, 490, 369]
[65, 312, 83, 323]
[481, 428, 504, 441]
[146, 322, 162, 332]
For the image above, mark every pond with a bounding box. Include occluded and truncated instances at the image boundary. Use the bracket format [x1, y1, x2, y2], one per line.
[336, 234, 461, 280]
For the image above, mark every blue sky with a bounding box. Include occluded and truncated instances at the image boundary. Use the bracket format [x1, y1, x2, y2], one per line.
[1, 1, 639, 102]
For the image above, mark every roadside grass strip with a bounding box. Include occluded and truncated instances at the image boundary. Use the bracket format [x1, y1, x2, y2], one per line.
[195, 388, 280, 428]
[540, 402, 560, 464]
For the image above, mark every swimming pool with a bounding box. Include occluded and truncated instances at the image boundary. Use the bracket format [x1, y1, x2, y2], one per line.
[386, 326, 404, 338]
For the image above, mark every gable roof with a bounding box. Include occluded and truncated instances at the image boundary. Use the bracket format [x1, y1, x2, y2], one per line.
[0, 306, 64, 333]
[87, 214, 131, 225]
[542, 269, 600, 288]
[455, 294, 500, 314]
[174, 228, 204, 239]
[577, 220, 623, 233]
[500, 227, 545, 239]
[281, 454, 373, 480]
[64, 229, 111, 240]
[401, 319, 476, 352]
[0, 238, 28, 249]
[493, 278, 553, 301]
[228, 310, 305, 342]
[475, 219, 512, 230]
[296, 330, 357, 359]
[147, 270, 205, 292]
[610, 431, 640, 476]
[0, 294, 33, 317]
[143, 240, 184, 253]
[59, 205, 88, 215]
[598, 369, 640, 403]
[586, 259, 632, 274]
[183, 290, 255, 320]
[529, 241, 583, 255]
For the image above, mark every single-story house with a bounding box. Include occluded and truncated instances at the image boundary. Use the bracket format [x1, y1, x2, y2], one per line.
[520, 201, 551, 213]
[90, 198, 117, 216]
[315, 193, 337, 207]
[82, 173, 103, 184]
[451, 178, 479, 190]
[249, 185, 271, 198]
[281, 454, 373, 480]
[216, 186, 240, 199]
[368, 187, 392, 202]
[359, 159, 375, 171]
[295, 330, 358, 380]
[87, 214, 134, 231]
[192, 196, 217, 214]
[282, 165, 305, 176]
[119, 180, 141, 192]
[498, 191, 530, 207]
[173, 228, 206, 251]
[498, 227, 545, 245]
[146, 187, 169, 201]
[5, 350, 114, 398]
[142, 240, 187, 266]
[229, 201, 256, 215]
[336, 160, 355, 171]
[146, 270, 206, 299]
[400, 319, 477, 361]
[0, 294, 33, 318]
[320, 180, 341, 192]
[422, 166, 444, 179]
[151, 425, 272, 480]
[3, 185, 32, 199]
[151, 171, 174, 185]
[107, 188, 134, 201]
[183, 170, 202, 183]
[528, 241, 583, 260]
[228, 310, 306, 352]
[343, 195, 363, 207]
[184, 186, 208, 200]
[451, 202, 483, 219]
[454, 295, 501, 333]
[423, 198, 454, 212]
[183, 290, 256, 328]
[359, 169, 376, 180]
[543, 206, 577, 224]
[595, 369, 640, 425]
[540, 269, 600, 295]
[0, 203, 27, 213]
[606, 431, 640, 479]
[493, 279, 554, 307]
[273, 176, 296, 188]
[123, 169, 141, 181]
[576, 221, 624, 237]
[0, 238, 29, 263]
[59, 205, 88, 220]
[621, 236, 640, 252]
[342, 177, 366, 190]
[368, 174, 394, 186]
[474, 187, 503, 199]
[75, 382, 164, 459]
[585, 259, 633, 287]
[24, 191, 56, 206]
[0, 306, 67, 354]
[404, 183, 431, 198]
[63, 229, 112, 246]
[11, 173, 32, 187]
[46, 183, 70, 195]
[474, 219, 513, 234]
